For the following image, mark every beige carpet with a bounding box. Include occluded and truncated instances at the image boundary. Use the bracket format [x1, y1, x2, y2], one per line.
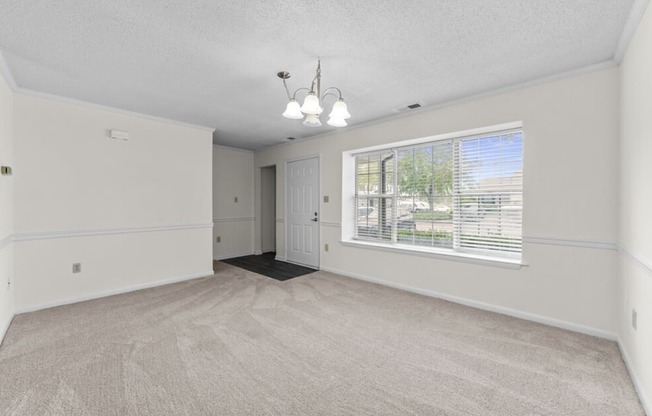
[0, 262, 644, 415]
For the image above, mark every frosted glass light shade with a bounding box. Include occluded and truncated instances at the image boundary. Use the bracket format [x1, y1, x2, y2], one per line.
[328, 99, 351, 119]
[327, 116, 347, 127]
[303, 113, 322, 127]
[282, 99, 303, 119]
[300, 93, 323, 115]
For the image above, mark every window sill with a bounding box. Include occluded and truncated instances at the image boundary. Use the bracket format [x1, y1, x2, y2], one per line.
[340, 239, 526, 270]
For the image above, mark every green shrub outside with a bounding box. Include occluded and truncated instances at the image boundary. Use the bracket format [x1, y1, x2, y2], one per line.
[397, 229, 452, 240]
[412, 211, 453, 221]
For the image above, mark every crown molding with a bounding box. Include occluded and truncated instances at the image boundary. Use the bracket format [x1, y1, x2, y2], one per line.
[0, 48, 214, 134]
[15, 88, 216, 133]
[213, 144, 254, 154]
[0, 49, 17, 90]
[614, 0, 651, 63]
[257, 60, 619, 154]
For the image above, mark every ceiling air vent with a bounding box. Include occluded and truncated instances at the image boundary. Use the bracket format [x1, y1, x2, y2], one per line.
[286, 137, 296, 141]
[395, 103, 422, 113]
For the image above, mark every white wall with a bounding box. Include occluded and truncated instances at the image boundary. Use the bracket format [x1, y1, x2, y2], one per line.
[0, 62, 14, 344]
[618, 2, 652, 412]
[213, 145, 254, 259]
[255, 68, 620, 335]
[12, 93, 214, 311]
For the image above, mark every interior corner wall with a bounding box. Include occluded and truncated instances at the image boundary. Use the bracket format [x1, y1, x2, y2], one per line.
[0, 67, 15, 344]
[12, 94, 214, 312]
[255, 67, 620, 335]
[618, 2, 652, 412]
[212, 145, 254, 260]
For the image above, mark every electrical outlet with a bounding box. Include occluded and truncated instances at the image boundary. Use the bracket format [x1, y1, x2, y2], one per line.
[323, 195, 329, 203]
[216, 236, 221, 243]
[72, 263, 81, 273]
[632, 309, 637, 330]
[324, 243, 329, 252]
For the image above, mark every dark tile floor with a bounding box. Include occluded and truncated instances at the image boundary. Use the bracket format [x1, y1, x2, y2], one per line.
[220, 252, 316, 281]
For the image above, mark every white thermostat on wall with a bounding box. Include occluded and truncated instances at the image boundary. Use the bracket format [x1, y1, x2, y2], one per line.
[109, 129, 129, 141]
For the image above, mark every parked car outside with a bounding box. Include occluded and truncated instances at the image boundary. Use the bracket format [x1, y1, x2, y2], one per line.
[356, 205, 415, 238]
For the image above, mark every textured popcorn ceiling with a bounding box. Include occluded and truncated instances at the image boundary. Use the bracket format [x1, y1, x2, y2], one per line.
[0, 1, 638, 150]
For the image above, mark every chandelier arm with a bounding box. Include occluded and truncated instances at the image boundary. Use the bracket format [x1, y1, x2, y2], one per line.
[321, 92, 340, 103]
[321, 87, 344, 101]
[309, 75, 318, 93]
[291, 87, 312, 100]
[282, 78, 292, 101]
[309, 60, 322, 93]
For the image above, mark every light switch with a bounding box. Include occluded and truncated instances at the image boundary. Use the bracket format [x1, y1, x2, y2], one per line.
[323, 195, 329, 203]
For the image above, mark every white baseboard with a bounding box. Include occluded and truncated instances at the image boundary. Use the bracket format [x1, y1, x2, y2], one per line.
[0, 312, 15, 347]
[214, 251, 255, 261]
[320, 266, 618, 341]
[618, 338, 651, 416]
[16, 270, 215, 314]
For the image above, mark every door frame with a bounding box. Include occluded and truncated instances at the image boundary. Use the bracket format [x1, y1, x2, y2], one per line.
[260, 165, 276, 254]
[284, 154, 321, 268]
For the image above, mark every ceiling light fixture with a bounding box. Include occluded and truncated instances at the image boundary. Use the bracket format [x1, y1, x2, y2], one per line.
[277, 60, 351, 128]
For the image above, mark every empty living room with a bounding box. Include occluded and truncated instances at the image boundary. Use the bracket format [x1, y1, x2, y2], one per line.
[0, 1, 650, 415]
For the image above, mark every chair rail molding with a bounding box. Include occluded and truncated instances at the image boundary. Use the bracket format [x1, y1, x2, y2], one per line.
[13, 223, 213, 242]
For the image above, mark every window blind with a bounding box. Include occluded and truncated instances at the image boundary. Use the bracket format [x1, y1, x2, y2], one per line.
[453, 131, 523, 256]
[353, 128, 523, 260]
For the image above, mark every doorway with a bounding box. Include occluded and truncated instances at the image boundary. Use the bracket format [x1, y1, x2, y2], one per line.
[261, 165, 276, 254]
[285, 157, 320, 268]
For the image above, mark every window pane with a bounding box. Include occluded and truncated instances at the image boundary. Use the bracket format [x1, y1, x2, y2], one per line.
[395, 141, 454, 249]
[355, 197, 393, 241]
[455, 132, 523, 256]
[355, 151, 394, 196]
[432, 141, 453, 199]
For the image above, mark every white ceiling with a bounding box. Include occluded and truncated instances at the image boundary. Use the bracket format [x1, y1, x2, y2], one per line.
[0, 1, 640, 150]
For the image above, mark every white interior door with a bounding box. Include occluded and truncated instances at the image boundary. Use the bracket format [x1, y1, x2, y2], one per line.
[286, 157, 319, 268]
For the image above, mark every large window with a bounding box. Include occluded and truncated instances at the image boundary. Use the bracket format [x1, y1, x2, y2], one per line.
[353, 128, 523, 260]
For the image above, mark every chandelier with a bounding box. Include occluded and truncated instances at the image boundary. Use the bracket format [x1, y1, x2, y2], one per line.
[277, 60, 351, 127]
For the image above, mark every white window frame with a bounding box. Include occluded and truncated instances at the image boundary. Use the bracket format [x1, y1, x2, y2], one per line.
[341, 122, 525, 269]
